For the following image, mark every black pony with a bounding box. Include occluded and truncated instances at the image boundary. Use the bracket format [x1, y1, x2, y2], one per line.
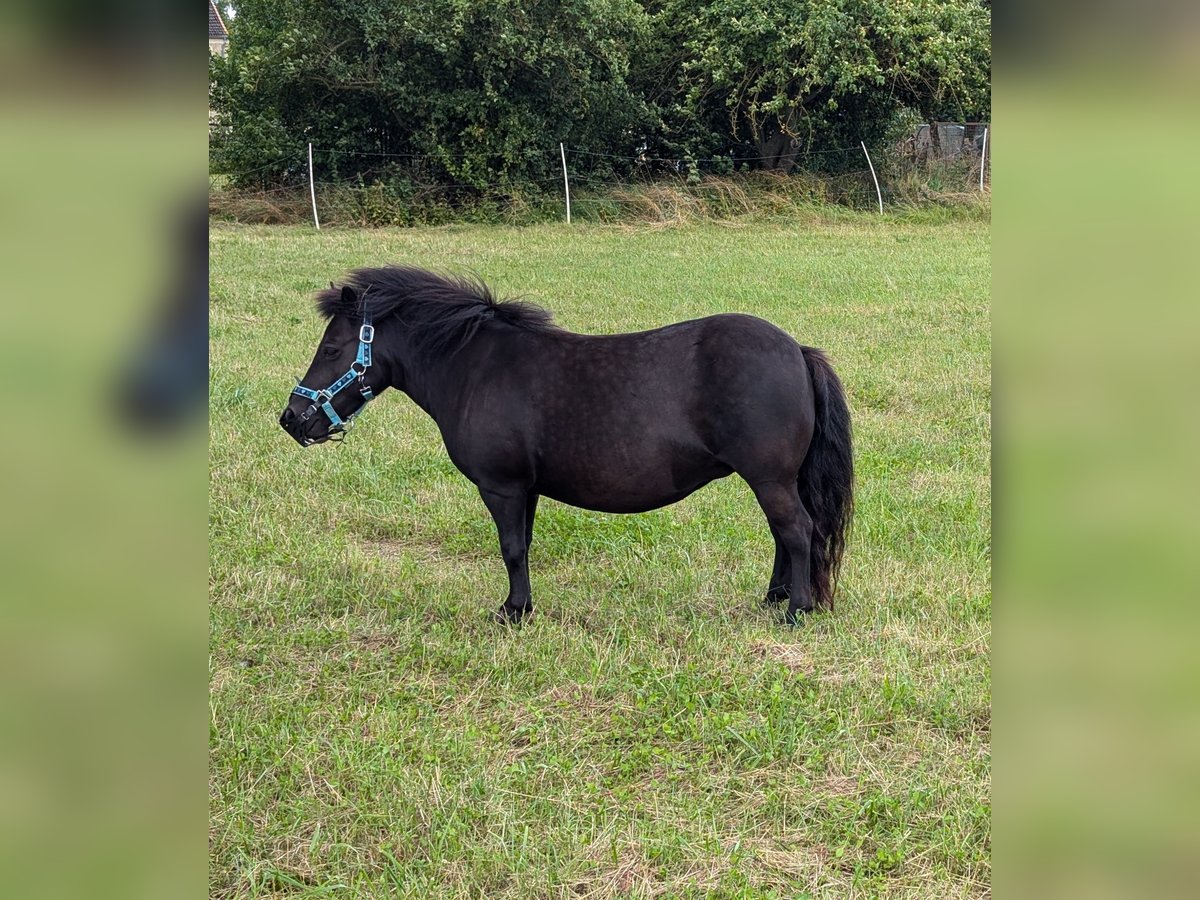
[280, 267, 853, 624]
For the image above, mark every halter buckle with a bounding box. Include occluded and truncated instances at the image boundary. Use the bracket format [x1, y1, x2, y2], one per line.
[359, 324, 375, 344]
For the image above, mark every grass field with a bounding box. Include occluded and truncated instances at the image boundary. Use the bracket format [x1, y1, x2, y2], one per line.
[209, 215, 990, 898]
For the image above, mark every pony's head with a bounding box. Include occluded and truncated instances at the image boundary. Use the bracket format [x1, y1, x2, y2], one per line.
[280, 265, 557, 446]
[279, 283, 385, 446]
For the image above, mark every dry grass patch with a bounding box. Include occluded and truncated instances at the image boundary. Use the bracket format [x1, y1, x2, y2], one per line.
[749, 637, 817, 676]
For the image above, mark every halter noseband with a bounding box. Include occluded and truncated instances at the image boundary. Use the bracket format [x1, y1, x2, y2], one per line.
[291, 306, 376, 444]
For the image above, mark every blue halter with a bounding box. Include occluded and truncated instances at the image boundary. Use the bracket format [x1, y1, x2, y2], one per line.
[291, 306, 376, 443]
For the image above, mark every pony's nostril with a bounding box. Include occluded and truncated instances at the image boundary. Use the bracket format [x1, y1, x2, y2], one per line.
[280, 408, 296, 426]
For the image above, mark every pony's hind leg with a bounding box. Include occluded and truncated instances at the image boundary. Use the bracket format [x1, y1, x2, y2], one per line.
[764, 524, 792, 605]
[479, 488, 534, 624]
[749, 480, 814, 624]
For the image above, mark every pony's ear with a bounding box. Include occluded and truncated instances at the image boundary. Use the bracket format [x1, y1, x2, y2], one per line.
[341, 285, 358, 307]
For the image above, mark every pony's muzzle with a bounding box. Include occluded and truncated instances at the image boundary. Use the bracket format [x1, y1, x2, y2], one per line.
[279, 404, 321, 446]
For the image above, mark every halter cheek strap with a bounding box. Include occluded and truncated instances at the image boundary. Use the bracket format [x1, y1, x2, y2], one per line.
[291, 307, 376, 438]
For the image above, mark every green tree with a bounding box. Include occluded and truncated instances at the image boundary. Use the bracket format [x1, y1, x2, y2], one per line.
[210, 0, 653, 188]
[639, 0, 990, 172]
[210, 0, 990, 187]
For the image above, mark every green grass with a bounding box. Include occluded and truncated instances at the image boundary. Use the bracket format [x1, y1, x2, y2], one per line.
[210, 216, 990, 898]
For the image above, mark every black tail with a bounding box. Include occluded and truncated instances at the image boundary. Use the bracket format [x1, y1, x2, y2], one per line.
[798, 347, 854, 609]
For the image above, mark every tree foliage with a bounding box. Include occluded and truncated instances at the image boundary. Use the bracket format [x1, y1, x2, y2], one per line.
[211, 0, 989, 187]
[210, 0, 652, 187]
[640, 0, 990, 172]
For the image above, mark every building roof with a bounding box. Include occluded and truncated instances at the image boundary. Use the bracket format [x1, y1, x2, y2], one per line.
[209, 1, 228, 40]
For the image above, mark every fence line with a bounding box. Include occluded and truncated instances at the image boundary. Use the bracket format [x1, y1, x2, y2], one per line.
[565, 144, 866, 163]
[214, 135, 988, 182]
[210, 152, 305, 183]
[212, 129, 990, 227]
[310, 147, 562, 161]
[208, 180, 309, 197]
[212, 127, 989, 184]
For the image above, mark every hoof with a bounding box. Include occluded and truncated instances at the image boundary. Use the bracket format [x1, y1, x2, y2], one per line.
[495, 602, 532, 626]
[785, 604, 814, 626]
[764, 585, 790, 606]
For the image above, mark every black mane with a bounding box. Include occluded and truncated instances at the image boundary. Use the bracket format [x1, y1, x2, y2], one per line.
[316, 265, 558, 356]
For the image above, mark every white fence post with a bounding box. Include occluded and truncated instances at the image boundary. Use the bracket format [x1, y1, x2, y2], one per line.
[559, 142, 572, 225]
[307, 142, 321, 230]
[861, 141, 883, 214]
[979, 127, 989, 192]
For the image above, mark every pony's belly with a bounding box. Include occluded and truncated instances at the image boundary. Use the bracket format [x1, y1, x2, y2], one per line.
[536, 456, 733, 514]
[539, 482, 713, 514]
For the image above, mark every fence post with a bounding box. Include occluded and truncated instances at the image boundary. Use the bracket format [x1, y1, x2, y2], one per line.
[979, 127, 989, 192]
[559, 142, 572, 225]
[307, 142, 321, 230]
[861, 141, 883, 214]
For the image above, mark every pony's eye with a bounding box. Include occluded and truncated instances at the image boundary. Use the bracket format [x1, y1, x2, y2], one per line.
[321, 345, 340, 359]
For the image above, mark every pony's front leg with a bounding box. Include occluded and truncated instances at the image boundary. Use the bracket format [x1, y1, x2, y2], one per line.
[479, 488, 533, 623]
